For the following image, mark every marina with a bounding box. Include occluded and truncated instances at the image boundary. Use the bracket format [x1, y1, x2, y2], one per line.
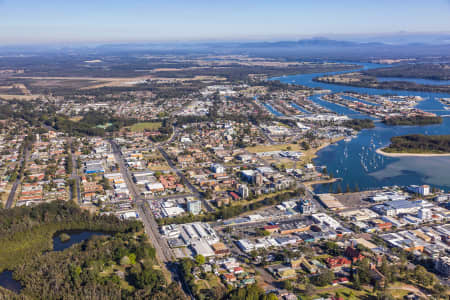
[272, 62, 450, 192]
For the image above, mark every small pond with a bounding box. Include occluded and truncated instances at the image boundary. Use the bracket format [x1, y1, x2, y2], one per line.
[0, 231, 112, 293]
[0, 271, 22, 294]
[53, 231, 110, 251]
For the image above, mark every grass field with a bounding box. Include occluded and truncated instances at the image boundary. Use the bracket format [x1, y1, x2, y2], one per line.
[245, 143, 303, 153]
[194, 273, 224, 292]
[0, 186, 11, 206]
[147, 164, 171, 171]
[388, 288, 410, 298]
[128, 122, 162, 132]
[69, 116, 83, 122]
[300, 285, 374, 300]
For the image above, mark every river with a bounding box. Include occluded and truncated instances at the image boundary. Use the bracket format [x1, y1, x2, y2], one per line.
[271, 62, 450, 193]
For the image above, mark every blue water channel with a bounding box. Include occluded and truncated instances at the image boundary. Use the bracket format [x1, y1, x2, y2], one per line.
[271, 62, 450, 192]
[290, 102, 310, 114]
[262, 103, 284, 117]
[254, 95, 285, 116]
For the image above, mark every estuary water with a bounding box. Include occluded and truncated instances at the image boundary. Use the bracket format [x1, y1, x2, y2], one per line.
[271, 62, 450, 193]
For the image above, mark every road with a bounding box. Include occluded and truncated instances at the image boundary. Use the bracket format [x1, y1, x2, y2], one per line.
[137, 202, 174, 262]
[109, 140, 172, 259]
[109, 139, 193, 298]
[68, 138, 81, 202]
[257, 125, 276, 144]
[109, 140, 141, 198]
[6, 179, 20, 209]
[145, 193, 196, 201]
[109, 140, 171, 261]
[303, 185, 326, 212]
[6, 148, 29, 209]
[158, 146, 214, 212]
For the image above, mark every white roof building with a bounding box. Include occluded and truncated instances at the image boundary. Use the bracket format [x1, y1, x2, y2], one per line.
[146, 182, 164, 191]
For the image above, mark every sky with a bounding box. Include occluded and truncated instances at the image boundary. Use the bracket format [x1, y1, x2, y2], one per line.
[0, 0, 449, 44]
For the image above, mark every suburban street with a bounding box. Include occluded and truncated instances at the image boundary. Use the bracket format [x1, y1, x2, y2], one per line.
[158, 146, 215, 212]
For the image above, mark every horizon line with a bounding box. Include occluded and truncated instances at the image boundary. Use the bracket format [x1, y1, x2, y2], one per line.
[1, 30, 450, 47]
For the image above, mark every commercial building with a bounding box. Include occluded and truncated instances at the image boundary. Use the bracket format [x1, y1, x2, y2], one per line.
[434, 256, 450, 276]
[192, 240, 215, 257]
[372, 200, 422, 216]
[339, 208, 378, 221]
[238, 184, 249, 199]
[211, 163, 225, 174]
[300, 199, 316, 214]
[162, 222, 219, 253]
[146, 182, 165, 193]
[407, 185, 430, 196]
[161, 201, 185, 217]
[187, 199, 202, 215]
[240, 170, 263, 185]
[241, 170, 255, 182]
[84, 160, 105, 174]
[278, 220, 311, 235]
[311, 213, 342, 230]
[418, 208, 433, 221]
[132, 171, 155, 185]
[369, 191, 408, 203]
[317, 194, 345, 210]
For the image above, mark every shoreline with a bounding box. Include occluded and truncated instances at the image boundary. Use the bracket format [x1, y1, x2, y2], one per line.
[312, 76, 450, 94]
[376, 148, 450, 157]
[304, 178, 338, 187]
[309, 136, 346, 160]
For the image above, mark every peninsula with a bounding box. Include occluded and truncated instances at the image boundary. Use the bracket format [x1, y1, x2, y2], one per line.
[378, 134, 450, 156]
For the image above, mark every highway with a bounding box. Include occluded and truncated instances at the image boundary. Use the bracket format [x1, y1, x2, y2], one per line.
[109, 140, 175, 259]
[137, 202, 174, 263]
[109, 139, 193, 298]
[6, 148, 29, 209]
[109, 140, 141, 198]
[69, 139, 81, 202]
[6, 179, 20, 209]
[109, 140, 172, 261]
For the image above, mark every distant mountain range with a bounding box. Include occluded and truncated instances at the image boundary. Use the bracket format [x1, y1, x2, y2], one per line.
[90, 37, 450, 53]
[237, 38, 386, 48]
[1, 37, 449, 58]
[213, 37, 450, 49]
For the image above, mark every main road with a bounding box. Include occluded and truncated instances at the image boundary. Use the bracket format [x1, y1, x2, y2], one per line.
[6, 148, 29, 209]
[109, 139, 194, 298]
[109, 140, 172, 261]
[6, 178, 20, 209]
[69, 138, 81, 202]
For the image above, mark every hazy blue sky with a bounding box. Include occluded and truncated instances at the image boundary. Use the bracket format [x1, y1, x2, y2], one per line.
[1, 0, 449, 44]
